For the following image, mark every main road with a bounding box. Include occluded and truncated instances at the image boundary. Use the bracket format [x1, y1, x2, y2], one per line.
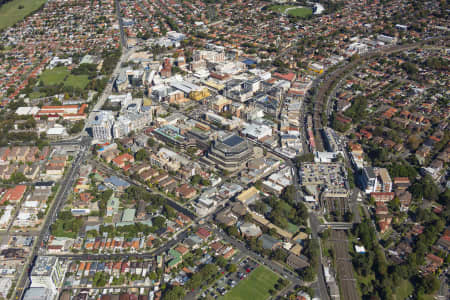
[14, 142, 90, 299]
[47, 229, 190, 261]
[15, 1, 129, 298]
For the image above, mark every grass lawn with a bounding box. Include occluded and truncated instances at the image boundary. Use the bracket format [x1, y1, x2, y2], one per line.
[286, 222, 299, 234]
[29, 91, 45, 99]
[269, 4, 296, 13]
[268, 5, 312, 18]
[40, 66, 90, 89]
[221, 266, 281, 300]
[65, 74, 90, 89]
[40, 66, 70, 86]
[0, 0, 46, 30]
[393, 279, 413, 300]
[287, 7, 312, 17]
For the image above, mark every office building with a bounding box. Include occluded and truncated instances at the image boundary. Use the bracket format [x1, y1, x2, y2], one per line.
[113, 111, 152, 138]
[91, 111, 115, 141]
[206, 134, 253, 172]
[28, 256, 65, 299]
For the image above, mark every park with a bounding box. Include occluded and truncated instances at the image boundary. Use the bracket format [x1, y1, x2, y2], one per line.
[221, 266, 282, 300]
[269, 4, 313, 18]
[0, 0, 46, 30]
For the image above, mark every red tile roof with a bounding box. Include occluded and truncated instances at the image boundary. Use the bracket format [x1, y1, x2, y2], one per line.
[1, 185, 26, 204]
[196, 227, 211, 240]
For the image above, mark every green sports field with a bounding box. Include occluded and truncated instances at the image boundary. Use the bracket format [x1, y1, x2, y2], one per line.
[269, 5, 312, 18]
[0, 0, 46, 30]
[40, 66, 70, 85]
[40, 66, 90, 89]
[221, 266, 281, 300]
[64, 74, 90, 89]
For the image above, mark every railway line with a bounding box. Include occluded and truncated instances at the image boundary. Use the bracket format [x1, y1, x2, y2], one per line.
[330, 230, 359, 300]
[311, 37, 450, 152]
[324, 197, 349, 222]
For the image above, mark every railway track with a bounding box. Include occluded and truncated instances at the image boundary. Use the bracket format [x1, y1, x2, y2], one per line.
[331, 230, 359, 300]
[311, 36, 450, 148]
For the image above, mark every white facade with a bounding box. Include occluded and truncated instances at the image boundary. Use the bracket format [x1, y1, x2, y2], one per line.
[242, 123, 272, 140]
[193, 50, 225, 63]
[314, 151, 340, 163]
[16, 107, 40, 116]
[347, 42, 368, 55]
[0, 277, 12, 298]
[91, 111, 115, 141]
[377, 34, 397, 44]
[0, 205, 13, 229]
[108, 93, 132, 107]
[30, 256, 65, 297]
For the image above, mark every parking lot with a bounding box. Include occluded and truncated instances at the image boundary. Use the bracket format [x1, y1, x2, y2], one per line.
[199, 256, 259, 299]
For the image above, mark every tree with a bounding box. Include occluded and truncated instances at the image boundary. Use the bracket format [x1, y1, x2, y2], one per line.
[281, 185, 296, 204]
[216, 256, 227, 268]
[200, 178, 211, 186]
[37, 211, 45, 219]
[407, 134, 422, 151]
[226, 226, 239, 238]
[294, 153, 314, 167]
[344, 96, 367, 123]
[299, 265, 315, 281]
[93, 272, 109, 287]
[254, 180, 262, 190]
[135, 149, 148, 161]
[272, 248, 287, 261]
[349, 54, 360, 62]
[410, 175, 438, 201]
[416, 274, 440, 296]
[387, 161, 417, 180]
[271, 208, 288, 229]
[147, 137, 156, 147]
[251, 200, 267, 215]
[163, 204, 176, 219]
[388, 196, 400, 213]
[401, 62, 418, 76]
[190, 174, 202, 185]
[152, 216, 166, 229]
[344, 211, 354, 222]
[438, 188, 450, 206]
[226, 264, 237, 273]
[68, 120, 85, 134]
[162, 285, 185, 300]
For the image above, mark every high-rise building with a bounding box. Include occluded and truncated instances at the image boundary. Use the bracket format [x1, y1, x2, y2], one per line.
[91, 111, 115, 141]
[206, 134, 253, 172]
[112, 111, 152, 138]
[26, 256, 64, 299]
[361, 167, 392, 194]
